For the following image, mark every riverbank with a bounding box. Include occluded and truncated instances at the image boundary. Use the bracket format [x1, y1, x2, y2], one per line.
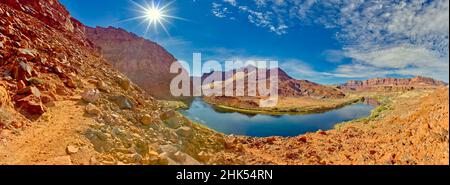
[204, 96, 363, 115]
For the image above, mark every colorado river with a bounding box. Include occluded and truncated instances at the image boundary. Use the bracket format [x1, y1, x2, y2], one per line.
[179, 99, 375, 137]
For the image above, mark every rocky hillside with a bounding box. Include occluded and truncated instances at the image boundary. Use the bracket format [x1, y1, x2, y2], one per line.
[214, 88, 449, 165]
[0, 0, 223, 165]
[338, 76, 448, 91]
[85, 26, 184, 100]
[202, 66, 345, 98]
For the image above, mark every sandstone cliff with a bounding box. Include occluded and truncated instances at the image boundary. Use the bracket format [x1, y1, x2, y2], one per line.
[85, 26, 183, 100]
[338, 76, 447, 91]
[202, 66, 345, 98]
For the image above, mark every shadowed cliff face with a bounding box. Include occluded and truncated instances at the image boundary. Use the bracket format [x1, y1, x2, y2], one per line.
[85, 26, 185, 100]
[338, 76, 448, 91]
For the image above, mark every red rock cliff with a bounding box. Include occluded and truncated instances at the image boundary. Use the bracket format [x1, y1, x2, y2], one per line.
[202, 67, 345, 98]
[1, 0, 91, 47]
[85, 26, 183, 100]
[338, 76, 448, 91]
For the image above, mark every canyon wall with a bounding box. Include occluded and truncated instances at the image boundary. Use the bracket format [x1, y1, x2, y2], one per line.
[85, 26, 184, 100]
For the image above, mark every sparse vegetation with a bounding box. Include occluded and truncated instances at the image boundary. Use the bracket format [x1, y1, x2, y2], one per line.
[27, 77, 45, 85]
[160, 100, 189, 110]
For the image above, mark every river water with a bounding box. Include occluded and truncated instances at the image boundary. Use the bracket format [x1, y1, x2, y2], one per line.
[179, 99, 374, 137]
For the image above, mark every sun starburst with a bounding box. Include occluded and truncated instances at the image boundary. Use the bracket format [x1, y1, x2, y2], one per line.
[122, 0, 185, 36]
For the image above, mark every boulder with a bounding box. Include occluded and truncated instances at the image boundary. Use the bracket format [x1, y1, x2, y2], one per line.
[16, 95, 45, 115]
[111, 95, 134, 109]
[30, 86, 41, 97]
[158, 153, 176, 165]
[85, 103, 101, 116]
[197, 151, 212, 162]
[14, 61, 33, 81]
[160, 110, 176, 120]
[164, 117, 182, 129]
[97, 81, 109, 92]
[81, 89, 100, 103]
[176, 126, 192, 137]
[159, 145, 179, 156]
[64, 78, 77, 88]
[140, 114, 153, 126]
[160, 110, 182, 128]
[116, 75, 130, 91]
[66, 145, 79, 154]
[172, 151, 202, 165]
[144, 150, 160, 165]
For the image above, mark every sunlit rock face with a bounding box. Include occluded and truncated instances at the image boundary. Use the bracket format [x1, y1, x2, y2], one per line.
[202, 67, 346, 98]
[85, 26, 185, 100]
[2, 0, 91, 47]
[338, 76, 448, 91]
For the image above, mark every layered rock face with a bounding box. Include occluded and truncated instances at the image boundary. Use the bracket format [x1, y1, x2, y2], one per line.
[202, 67, 345, 98]
[338, 76, 448, 91]
[85, 26, 182, 100]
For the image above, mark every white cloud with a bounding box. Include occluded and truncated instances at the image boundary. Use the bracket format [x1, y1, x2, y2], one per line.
[223, 0, 237, 6]
[211, 0, 449, 82]
[212, 2, 231, 18]
[344, 45, 449, 81]
[322, 49, 345, 63]
[346, 45, 447, 69]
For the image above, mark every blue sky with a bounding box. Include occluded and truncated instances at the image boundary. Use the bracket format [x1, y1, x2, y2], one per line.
[60, 0, 449, 84]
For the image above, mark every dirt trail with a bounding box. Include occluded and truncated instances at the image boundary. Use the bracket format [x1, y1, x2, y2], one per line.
[0, 99, 97, 165]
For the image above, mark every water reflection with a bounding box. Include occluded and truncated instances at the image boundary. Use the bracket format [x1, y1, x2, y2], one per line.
[179, 99, 374, 137]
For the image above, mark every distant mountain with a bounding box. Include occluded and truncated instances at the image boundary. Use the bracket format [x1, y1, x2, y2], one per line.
[338, 76, 448, 91]
[202, 66, 345, 98]
[85, 26, 185, 100]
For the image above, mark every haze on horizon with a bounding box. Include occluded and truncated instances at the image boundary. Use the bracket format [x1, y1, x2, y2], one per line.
[60, 0, 450, 84]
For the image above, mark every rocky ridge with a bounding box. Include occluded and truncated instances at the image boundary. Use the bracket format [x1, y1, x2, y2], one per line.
[203, 67, 345, 98]
[0, 0, 223, 165]
[338, 76, 447, 91]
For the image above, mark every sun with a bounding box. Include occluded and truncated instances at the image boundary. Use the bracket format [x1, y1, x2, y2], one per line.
[146, 7, 163, 21]
[124, 0, 185, 35]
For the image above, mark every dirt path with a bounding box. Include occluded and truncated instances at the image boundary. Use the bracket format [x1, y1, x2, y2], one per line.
[0, 99, 98, 165]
